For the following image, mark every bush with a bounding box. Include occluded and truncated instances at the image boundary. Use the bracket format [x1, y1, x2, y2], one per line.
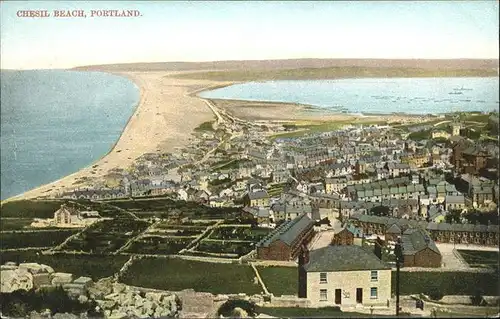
[217, 299, 257, 317]
[426, 287, 444, 301]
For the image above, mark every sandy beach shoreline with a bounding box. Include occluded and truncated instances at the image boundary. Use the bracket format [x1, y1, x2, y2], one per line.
[2, 72, 227, 202]
[2, 71, 455, 202]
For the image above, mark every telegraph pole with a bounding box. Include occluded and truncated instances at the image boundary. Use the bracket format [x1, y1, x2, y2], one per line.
[394, 237, 404, 316]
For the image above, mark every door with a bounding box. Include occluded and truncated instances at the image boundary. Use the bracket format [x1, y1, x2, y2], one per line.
[335, 289, 341, 305]
[356, 288, 363, 304]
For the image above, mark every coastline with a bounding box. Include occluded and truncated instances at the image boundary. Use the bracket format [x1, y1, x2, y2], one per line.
[2, 72, 226, 202]
[3, 71, 496, 203]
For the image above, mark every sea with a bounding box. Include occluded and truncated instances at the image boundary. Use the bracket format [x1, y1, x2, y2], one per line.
[199, 77, 499, 115]
[0, 70, 140, 200]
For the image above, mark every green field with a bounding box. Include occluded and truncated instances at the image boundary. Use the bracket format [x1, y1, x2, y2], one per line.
[270, 119, 387, 140]
[394, 271, 499, 296]
[0, 219, 34, 231]
[0, 251, 128, 280]
[1, 230, 78, 249]
[119, 257, 263, 295]
[256, 266, 499, 297]
[256, 266, 297, 296]
[256, 306, 390, 318]
[457, 250, 499, 269]
[0, 200, 67, 219]
[194, 121, 214, 132]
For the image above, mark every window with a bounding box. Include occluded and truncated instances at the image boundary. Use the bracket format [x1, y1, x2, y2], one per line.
[320, 289, 328, 301]
[370, 271, 378, 282]
[370, 287, 378, 299]
[320, 272, 328, 284]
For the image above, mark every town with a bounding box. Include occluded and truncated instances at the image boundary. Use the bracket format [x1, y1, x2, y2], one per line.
[1, 99, 499, 318]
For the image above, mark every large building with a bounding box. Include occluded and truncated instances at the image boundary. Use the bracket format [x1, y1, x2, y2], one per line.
[256, 213, 315, 261]
[299, 245, 391, 307]
[401, 228, 442, 268]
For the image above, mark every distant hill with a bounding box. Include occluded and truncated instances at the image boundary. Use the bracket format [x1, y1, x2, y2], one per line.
[72, 58, 499, 72]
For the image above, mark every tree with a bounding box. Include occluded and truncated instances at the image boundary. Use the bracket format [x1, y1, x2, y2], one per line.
[371, 205, 391, 217]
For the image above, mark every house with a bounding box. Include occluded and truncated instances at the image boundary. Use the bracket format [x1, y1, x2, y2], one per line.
[299, 245, 391, 306]
[256, 213, 315, 261]
[384, 223, 402, 242]
[445, 195, 466, 211]
[331, 227, 354, 246]
[246, 190, 270, 207]
[401, 228, 442, 268]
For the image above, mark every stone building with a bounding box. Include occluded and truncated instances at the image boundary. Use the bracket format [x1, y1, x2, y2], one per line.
[300, 245, 391, 307]
[401, 228, 442, 268]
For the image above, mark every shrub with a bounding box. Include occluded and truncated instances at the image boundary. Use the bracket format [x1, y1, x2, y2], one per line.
[217, 299, 257, 317]
[426, 287, 444, 301]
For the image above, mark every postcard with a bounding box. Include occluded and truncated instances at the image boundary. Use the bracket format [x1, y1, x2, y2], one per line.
[0, 1, 499, 318]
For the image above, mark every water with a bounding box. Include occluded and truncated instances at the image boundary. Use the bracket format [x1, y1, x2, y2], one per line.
[199, 77, 499, 115]
[1, 70, 140, 200]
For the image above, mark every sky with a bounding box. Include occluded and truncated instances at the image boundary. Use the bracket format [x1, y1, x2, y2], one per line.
[1, 1, 498, 70]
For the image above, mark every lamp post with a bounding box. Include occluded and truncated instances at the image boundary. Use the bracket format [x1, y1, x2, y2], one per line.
[394, 237, 404, 316]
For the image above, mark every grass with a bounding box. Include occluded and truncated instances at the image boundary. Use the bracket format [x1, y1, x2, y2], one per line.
[256, 266, 500, 297]
[0, 251, 128, 280]
[456, 250, 499, 269]
[256, 306, 391, 318]
[0, 218, 34, 231]
[270, 119, 387, 140]
[194, 121, 215, 132]
[119, 257, 263, 295]
[1, 230, 78, 249]
[0, 200, 66, 218]
[256, 266, 297, 296]
[125, 236, 192, 255]
[394, 271, 499, 296]
[169, 67, 498, 82]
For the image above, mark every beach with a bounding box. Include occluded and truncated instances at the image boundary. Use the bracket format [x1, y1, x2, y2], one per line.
[3, 71, 432, 201]
[4, 72, 233, 201]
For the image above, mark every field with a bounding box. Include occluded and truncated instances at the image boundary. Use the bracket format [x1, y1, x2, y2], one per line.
[58, 218, 150, 254]
[256, 266, 297, 296]
[1, 230, 78, 249]
[255, 266, 500, 297]
[0, 200, 67, 219]
[104, 198, 240, 219]
[270, 119, 387, 140]
[0, 251, 128, 280]
[256, 307, 389, 318]
[119, 257, 263, 295]
[208, 226, 270, 241]
[193, 240, 254, 258]
[125, 236, 193, 255]
[394, 271, 499, 296]
[0, 218, 35, 231]
[456, 250, 499, 269]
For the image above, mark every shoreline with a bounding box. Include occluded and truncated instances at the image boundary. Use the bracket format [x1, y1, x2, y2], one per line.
[2, 71, 496, 203]
[2, 71, 222, 203]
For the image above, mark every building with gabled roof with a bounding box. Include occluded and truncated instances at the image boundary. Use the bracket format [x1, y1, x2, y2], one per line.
[301, 245, 391, 306]
[401, 228, 442, 268]
[256, 213, 315, 260]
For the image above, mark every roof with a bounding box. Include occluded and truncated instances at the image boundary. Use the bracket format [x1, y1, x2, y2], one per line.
[305, 245, 390, 272]
[401, 228, 441, 256]
[257, 213, 314, 248]
[248, 190, 269, 200]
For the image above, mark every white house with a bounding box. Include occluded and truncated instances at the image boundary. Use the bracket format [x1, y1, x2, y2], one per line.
[301, 245, 391, 307]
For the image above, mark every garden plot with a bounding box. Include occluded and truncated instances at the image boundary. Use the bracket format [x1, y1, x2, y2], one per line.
[1, 230, 78, 250]
[124, 236, 193, 255]
[57, 218, 150, 254]
[185, 226, 271, 258]
[457, 250, 499, 269]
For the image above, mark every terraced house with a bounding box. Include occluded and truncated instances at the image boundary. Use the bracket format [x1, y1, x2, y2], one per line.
[256, 213, 315, 260]
[426, 222, 499, 246]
